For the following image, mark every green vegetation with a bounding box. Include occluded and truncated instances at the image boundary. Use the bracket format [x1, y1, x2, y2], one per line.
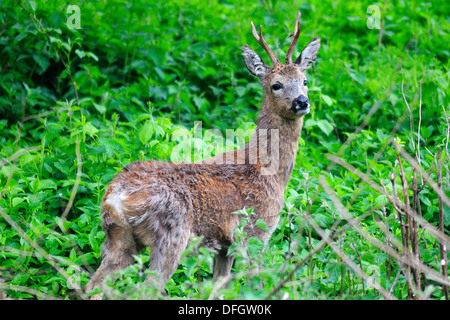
[0, 0, 449, 300]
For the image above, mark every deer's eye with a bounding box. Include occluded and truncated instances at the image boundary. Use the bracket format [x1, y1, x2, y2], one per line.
[271, 83, 283, 91]
[303, 79, 308, 86]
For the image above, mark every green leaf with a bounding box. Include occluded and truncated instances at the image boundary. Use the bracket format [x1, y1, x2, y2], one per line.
[32, 55, 50, 74]
[83, 122, 98, 138]
[375, 194, 388, 207]
[321, 94, 333, 106]
[256, 219, 269, 232]
[12, 198, 25, 207]
[93, 103, 106, 114]
[75, 49, 86, 59]
[40, 179, 57, 190]
[304, 119, 316, 129]
[247, 237, 264, 254]
[317, 119, 334, 136]
[139, 121, 154, 145]
[325, 261, 341, 282]
[444, 206, 450, 227]
[348, 71, 366, 86]
[86, 52, 99, 62]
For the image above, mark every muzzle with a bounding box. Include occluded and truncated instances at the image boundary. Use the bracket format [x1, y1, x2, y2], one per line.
[291, 95, 310, 115]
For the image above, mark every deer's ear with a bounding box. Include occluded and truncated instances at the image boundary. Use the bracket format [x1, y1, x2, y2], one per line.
[242, 45, 269, 77]
[294, 37, 320, 72]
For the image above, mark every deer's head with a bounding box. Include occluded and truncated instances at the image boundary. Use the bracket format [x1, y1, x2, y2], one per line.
[242, 12, 320, 120]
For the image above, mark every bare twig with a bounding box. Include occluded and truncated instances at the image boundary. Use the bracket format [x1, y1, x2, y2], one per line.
[397, 146, 450, 208]
[436, 149, 449, 300]
[319, 175, 450, 296]
[208, 275, 230, 300]
[327, 153, 450, 247]
[352, 242, 365, 294]
[0, 206, 87, 299]
[394, 141, 419, 297]
[0, 283, 60, 300]
[17, 0, 80, 106]
[377, 0, 386, 46]
[305, 199, 395, 300]
[61, 137, 83, 220]
[443, 105, 450, 160]
[389, 265, 403, 295]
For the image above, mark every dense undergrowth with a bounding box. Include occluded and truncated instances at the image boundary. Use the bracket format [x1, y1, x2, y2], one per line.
[0, 0, 449, 299]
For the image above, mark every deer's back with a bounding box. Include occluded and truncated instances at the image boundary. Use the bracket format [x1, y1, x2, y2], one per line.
[101, 160, 282, 248]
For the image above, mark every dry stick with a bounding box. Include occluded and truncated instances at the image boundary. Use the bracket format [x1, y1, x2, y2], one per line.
[395, 143, 420, 287]
[377, 0, 386, 47]
[61, 137, 82, 220]
[417, 77, 423, 178]
[327, 154, 450, 248]
[396, 140, 423, 291]
[392, 149, 416, 298]
[436, 149, 449, 300]
[397, 146, 450, 208]
[442, 105, 450, 160]
[0, 206, 87, 300]
[0, 283, 60, 300]
[208, 275, 230, 300]
[17, 0, 79, 105]
[17, 1, 91, 286]
[352, 242, 365, 294]
[305, 204, 395, 300]
[318, 176, 450, 297]
[401, 66, 416, 157]
[0, 146, 41, 171]
[326, 158, 450, 289]
[324, 81, 407, 229]
[379, 207, 393, 281]
[389, 265, 403, 295]
[345, 109, 408, 216]
[266, 206, 386, 299]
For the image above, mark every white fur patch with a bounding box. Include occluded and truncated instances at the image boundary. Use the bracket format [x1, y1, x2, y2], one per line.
[105, 189, 127, 222]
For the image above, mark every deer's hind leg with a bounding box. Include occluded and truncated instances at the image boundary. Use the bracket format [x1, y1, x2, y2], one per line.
[130, 187, 192, 290]
[213, 247, 234, 282]
[144, 224, 191, 289]
[86, 193, 138, 299]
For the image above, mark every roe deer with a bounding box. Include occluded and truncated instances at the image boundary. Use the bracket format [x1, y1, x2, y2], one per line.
[86, 11, 320, 298]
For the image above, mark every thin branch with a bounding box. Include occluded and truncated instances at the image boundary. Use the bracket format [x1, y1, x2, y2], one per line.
[0, 206, 87, 299]
[394, 142, 418, 297]
[17, 0, 80, 106]
[319, 175, 450, 296]
[377, 0, 386, 46]
[327, 153, 450, 247]
[305, 203, 395, 300]
[0, 283, 60, 300]
[437, 149, 449, 300]
[397, 145, 450, 208]
[61, 137, 83, 220]
[321, 159, 450, 288]
[443, 105, 450, 160]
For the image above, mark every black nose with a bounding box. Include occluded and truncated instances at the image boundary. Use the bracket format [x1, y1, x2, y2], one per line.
[291, 95, 310, 112]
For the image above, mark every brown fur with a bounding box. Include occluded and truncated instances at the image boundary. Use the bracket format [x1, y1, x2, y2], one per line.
[86, 14, 320, 299]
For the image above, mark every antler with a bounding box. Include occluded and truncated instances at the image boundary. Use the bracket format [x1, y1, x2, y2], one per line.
[251, 21, 281, 67]
[285, 11, 301, 65]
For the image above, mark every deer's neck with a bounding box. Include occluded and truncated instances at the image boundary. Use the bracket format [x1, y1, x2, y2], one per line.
[250, 102, 304, 187]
